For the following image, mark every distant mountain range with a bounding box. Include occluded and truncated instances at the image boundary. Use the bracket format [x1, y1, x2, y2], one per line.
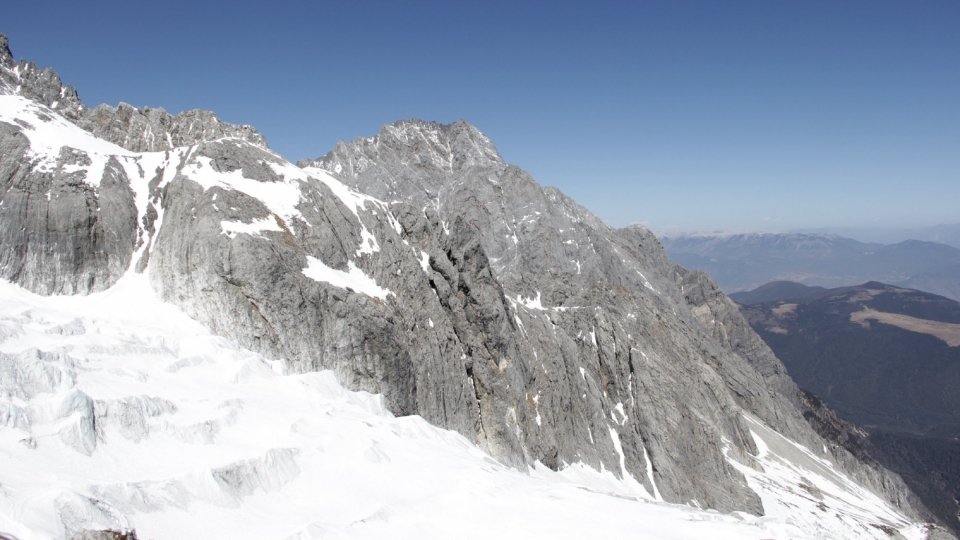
[793, 223, 960, 248]
[661, 232, 960, 301]
[737, 281, 960, 532]
[899, 263, 960, 302]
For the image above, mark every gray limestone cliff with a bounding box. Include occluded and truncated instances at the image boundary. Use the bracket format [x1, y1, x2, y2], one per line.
[0, 31, 938, 526]
[0, 33, 266, 294]
[293, 118, 926, 516]
[0, 122, 137, 294]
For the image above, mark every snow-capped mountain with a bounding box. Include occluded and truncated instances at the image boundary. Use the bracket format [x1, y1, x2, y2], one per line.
[0, 32, 952, 539]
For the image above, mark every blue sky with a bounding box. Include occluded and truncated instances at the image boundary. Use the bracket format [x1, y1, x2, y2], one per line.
[4, 1, 958, 234]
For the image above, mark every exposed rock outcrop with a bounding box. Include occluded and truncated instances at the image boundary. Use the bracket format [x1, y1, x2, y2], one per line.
[0, 33, 85, 122]
[293, 118, 925, 516]
[0, 114, 138, 294]
[69, 530, 137, 540]
[74, 104, 268, 153]
[0, 31, 266, 153]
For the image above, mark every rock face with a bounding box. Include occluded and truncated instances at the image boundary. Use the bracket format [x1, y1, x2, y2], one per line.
[0, 103, 138, 294]
[74, 104, 268, 153]
[0, 31, 935, 525]
[0, 34, 266, 295]
[294, 119, 925, 516]
[0, 34, 266, 154]
[69, 530, 137, 540]
[0, 33, 85, 122]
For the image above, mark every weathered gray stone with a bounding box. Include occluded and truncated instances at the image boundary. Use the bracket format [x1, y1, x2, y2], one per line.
[75, 103, 268, 153]
[0, 121, 138, 294]
[0, 33, 267, 294]
[0, 34, 85, 121]
[0, 33, 14, 69]
[69, 530, 137, 540]
[290, 118, 930, 516]
[294, 119, 778, 511]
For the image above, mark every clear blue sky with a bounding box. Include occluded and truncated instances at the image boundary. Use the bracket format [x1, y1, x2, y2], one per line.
[4, 0, 958, 233]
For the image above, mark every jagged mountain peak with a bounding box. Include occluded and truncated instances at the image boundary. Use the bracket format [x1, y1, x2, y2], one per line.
[298, 117, 504, 182]
[0, 32, 14, 68]
[0, 34, 85, 119]
[0, 32, 267, 153]
[77, 101, 269, 153]
[379, 117, 501, 159]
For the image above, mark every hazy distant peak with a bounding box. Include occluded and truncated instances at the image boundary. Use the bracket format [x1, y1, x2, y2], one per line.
[659, 230, 748, 240]
[728, 281, 827, 305]
[662, 230, 846, 241]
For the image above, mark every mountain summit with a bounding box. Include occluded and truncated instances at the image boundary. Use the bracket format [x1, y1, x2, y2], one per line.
[300, 118, 506, 181]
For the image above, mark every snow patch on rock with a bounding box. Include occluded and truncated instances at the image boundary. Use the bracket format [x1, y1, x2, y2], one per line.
[0, 95, 134, 186]
[301, 256, 393, 300]
[182, 156, 305, 228]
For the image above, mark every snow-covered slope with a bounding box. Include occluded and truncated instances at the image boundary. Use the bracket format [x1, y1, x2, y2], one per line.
[0, 273, 936, 540]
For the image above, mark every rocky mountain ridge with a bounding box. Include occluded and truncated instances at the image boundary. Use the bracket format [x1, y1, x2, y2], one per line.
[0, 32, 949, 538]
[0, 33, 266, 155]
